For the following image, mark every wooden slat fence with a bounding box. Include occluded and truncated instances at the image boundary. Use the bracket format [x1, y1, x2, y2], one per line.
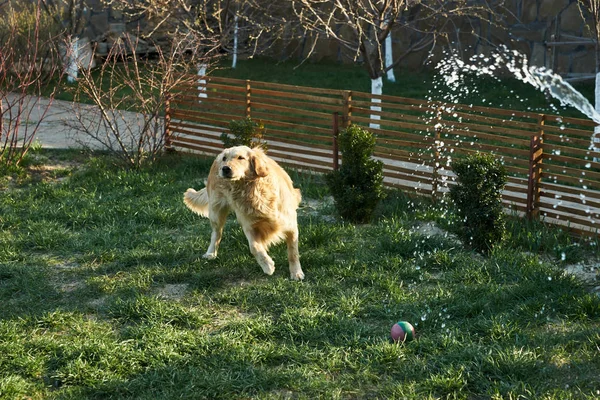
[166, 76, 600, 237]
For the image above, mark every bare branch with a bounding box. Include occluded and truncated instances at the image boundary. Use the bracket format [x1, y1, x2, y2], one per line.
[0, 0, 65, 167]
[290, 0, 506, 79]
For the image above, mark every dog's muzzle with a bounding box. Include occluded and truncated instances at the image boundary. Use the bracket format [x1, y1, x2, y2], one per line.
[221, 165, 233, 178]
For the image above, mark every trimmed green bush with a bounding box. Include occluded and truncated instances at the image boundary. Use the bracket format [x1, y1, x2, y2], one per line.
[221, 117, 266, 149]
[449, 152, 507, 252]
[326, 124, 385, 223]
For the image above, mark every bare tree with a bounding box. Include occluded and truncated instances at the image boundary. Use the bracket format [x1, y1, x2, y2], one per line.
[40, 0, 90, 37]
[111, 0, 300, 66]
[35, 0, 98, 84]
[290, 1, 504, 102]
[0, 0, 65, 168]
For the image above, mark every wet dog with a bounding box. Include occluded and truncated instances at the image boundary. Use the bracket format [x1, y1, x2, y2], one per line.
[183, 146, 304, 280]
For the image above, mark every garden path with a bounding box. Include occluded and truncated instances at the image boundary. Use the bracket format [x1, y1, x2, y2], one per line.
[5, 93, 141, 150]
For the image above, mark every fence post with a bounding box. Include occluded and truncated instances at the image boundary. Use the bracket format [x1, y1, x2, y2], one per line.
[526, 115, 545, 219]
[342, 90, 352, 127]
[164, 93, 172, 150]
[245, 80, 251, 118]
[332, 112, 339, 170]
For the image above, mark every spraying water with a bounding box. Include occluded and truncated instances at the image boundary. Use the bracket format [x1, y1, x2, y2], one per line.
[426, 46, 600, 232]
[436, 45, 600, 148]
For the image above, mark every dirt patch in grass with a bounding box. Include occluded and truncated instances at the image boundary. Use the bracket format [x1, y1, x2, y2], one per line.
[564, 261, 600, 296]
[88, 296, 108, 309]
[300, 197, 336, 223]
[413, 221, 461, 244]
[2, 156, 83, 189]
[412, 221, 600, 296]
[29, 163, 72, 182]
[156, 283, 189, 301]
[25, 156, 83, 184]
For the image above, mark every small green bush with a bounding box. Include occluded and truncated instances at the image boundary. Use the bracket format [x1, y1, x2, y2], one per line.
[326, 124, 385, 223]
[449, 152, 507, 252]
[221, 117, 266, 148]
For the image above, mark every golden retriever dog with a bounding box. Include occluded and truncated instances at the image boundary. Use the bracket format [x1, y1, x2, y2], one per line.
[183, 146, 305, 280]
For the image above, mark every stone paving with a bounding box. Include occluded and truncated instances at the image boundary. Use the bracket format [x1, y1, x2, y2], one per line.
[3, 93, 145, 150]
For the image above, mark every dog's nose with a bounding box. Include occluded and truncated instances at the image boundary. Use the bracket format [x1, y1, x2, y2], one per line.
[221, 165, 232, 177]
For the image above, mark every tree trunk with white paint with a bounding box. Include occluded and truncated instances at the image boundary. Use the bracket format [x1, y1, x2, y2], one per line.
[594, 53, 600, 160]
[385, 34, 395, 82]
[370, 76, 383, 130]
[67, 36, 79, 83]
[232, 15, 239, 69]
[198, 63, 208, 101]
[595, 71, 600, 133]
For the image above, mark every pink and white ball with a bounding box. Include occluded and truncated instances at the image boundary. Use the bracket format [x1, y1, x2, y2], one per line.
[390, 321, 415, 343]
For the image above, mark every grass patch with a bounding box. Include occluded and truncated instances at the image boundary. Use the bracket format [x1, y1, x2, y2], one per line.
[49, 56, 595, 119]
[1, 150, 599, 399]
[212, 57, 595, 117]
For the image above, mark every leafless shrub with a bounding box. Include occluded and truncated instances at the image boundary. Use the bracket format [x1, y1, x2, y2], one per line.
[69, 30, 214, 168]
[0, 0, 64, 168]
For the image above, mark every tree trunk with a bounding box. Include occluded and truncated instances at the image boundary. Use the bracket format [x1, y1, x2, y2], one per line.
[67, 36, 79, 83]
[385, 34, 395, 82]
[232, 14, 238, 69]
[594, 42, 600, 159]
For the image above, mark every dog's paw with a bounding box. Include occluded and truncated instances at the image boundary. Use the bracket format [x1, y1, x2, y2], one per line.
[290, 270, 305, 281]
[261, 261, 275, 276]
[203, 252, 217, 260]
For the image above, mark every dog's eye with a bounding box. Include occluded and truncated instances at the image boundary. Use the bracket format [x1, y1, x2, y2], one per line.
[222, 156, 226, 161]
[238, 156, 245, 160]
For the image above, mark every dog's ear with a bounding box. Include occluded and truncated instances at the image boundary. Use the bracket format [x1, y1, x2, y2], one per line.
[250, 148, 269, 178]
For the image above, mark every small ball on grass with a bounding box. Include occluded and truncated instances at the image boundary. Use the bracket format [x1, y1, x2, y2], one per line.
[390, 321, 415, 343]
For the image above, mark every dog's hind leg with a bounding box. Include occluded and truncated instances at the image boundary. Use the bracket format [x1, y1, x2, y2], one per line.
[204, 205, 228, 260]
[286, 229, 304, 281]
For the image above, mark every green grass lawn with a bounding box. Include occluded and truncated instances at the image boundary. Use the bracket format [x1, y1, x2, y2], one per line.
[1, 150, 599, 399]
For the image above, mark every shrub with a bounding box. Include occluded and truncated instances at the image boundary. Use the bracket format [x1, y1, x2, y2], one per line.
[221, 117, 266, 149]
[71, 33, 203, 168]
[326, 124, 385, 223]
[0, 1, 64, 169]
[449, 152, 507, 252]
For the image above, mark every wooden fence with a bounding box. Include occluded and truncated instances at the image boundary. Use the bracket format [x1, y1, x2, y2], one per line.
[166, 76, 600, 237]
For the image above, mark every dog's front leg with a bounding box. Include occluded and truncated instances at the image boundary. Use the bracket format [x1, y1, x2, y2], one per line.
[243, 228, 275, 275]
[204, 206, 228, 259]
[286, 229, 304, 281]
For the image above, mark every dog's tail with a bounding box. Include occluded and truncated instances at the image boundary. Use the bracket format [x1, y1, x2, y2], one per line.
[183, 188, 209, 217]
